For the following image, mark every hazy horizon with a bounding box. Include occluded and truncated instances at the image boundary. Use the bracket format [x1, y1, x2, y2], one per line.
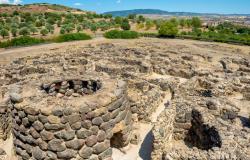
[0, 0, 250, 14]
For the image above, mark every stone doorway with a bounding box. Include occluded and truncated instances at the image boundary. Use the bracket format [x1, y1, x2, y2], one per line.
[110, 131, 125, 149]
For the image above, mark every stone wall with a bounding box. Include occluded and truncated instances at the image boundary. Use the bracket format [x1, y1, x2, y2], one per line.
[151, 103, 176, 160]
[8, 75, 133, 160]
[0, 101, 12, 140]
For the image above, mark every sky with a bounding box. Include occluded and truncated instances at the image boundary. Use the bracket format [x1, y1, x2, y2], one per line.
[0, 0, 250, 14]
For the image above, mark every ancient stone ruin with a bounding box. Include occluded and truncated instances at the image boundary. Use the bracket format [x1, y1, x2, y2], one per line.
[1, 74, 133, 159]
[0, 40, 249, 159]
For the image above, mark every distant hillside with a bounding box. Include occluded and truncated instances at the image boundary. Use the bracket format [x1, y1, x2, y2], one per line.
[104, 9, 250, 17]
[0, 3, 86, 14]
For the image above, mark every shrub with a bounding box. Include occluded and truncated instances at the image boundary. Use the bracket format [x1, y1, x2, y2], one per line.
[76, 25, 82, 32]
[140, 32, 158, 38]
[121, 19, 131, 30]
[11, 28, 18, 37]
[90, 25, 97, 33]
[60, 28, 65, 34]
[54, 33, 91, 42]
[19, 27, 30, 36]
[30, 27, 38, 34]
[191, 17, 202, 28]
[0, 29, 9, 38]
[40, 28, 49, 36]
[159, 21, 178, 38]
[104, 30, 139, 39]
[0, 36, 44, 48]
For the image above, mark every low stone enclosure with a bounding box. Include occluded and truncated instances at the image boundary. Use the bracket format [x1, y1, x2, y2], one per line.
[152, 76, 250, 160]
[0, 73, 133, 160]
[0, 40, 250, 160]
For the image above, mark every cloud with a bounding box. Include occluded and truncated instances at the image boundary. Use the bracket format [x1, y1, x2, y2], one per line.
[74, 2, 82, 6]
[116, 0, 121, 4]
[0, 0, 22, 4]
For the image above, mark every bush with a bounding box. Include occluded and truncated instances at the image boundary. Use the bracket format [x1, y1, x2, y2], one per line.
[54, 33, 91, 42]
[104, 30, 139, 39]
[0, 36, 45, 48]
[0, 29, 9, 38]
[40, 28, 49, 36]
[11, 28, 18, 37]
[121, 19, 131, 30]
[159, 21, 178, 38]
[60, 28, 65, 34]
[191, 17, 202, 28]
[19, 27, 30, 36]
[140, 32, 158, 38]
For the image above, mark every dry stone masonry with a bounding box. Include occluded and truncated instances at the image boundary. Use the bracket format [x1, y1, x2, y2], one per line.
[5, 74, 133, 160]
[0, 39, 249, 159]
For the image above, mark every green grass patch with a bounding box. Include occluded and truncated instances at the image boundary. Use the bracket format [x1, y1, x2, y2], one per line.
[0, 33, 92, 48]
[178, 31, 250, 46]
[54, 33, 92, 42]
[139, 32, 158, 38]
[104, 30, 139, 39]
[0, 36, 45, 48]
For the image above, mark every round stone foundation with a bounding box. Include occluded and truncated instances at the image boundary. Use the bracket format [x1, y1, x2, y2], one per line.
[10, 74, 133, 160]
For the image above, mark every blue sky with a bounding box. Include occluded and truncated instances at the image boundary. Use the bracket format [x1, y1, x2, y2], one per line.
[1, 0, 250, 14]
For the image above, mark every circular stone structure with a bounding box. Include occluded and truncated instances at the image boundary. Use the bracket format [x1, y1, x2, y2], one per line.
[10, 74, 132, 160]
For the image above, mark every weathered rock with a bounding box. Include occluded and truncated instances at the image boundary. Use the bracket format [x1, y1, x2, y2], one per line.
[86, 135, 98, 147]
[57, 149, 77, 159]
[65, 139, 85, 150]
[79, 146, 93, 159]
[32, 146, 46, 160]
[55, 130, 75, 141]
[76, 128, 92, 139]
[93, 140, 110, 154]
[40, 130, 54, 141]
[48, 139, 66, 152]
[32, 121, 44, 131]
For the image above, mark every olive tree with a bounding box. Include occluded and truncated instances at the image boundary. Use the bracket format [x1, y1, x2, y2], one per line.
[159, 21, 178, 38]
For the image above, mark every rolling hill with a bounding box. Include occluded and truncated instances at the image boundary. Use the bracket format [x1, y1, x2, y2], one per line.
[104, 9, 250, 17]
[0, 3, 85, 14]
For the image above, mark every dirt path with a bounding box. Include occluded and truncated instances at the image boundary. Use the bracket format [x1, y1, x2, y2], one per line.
[0, 37, 106, 65]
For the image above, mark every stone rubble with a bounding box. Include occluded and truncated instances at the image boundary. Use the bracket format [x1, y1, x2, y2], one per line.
[0, 39, 249, 159]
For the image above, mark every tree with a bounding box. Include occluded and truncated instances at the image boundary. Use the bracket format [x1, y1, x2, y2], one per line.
[170, 18, 178, 26]
[186, 19, 192, 28]
[137, 15, 145, 23]
[40, 28, 49, 36]
[57, 20, 61, 27]
[121, 19, 130, 30]
[11, 28, 18, 37]
[13, 10, 19, 16]
[19, 27, 30, 36]
[30, 27, 38, 35]
[192, 27, 202, 36]
[191, 17, 202, 28]
[136, 23, 144, 30]
[128, 14, 136, 20]
[145, 20, 154, 30]
[179, 19, 186, 28]
[35, 20, 43, 27]
[77, 25, 82, 32]
[45, 24, 54, 32]
[90, 25, 97, 33]
[159, 21, 178, 38]
[0, 29, 9, 38]
[115, 17, 122, 24]
[60, 28, 65, 34]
